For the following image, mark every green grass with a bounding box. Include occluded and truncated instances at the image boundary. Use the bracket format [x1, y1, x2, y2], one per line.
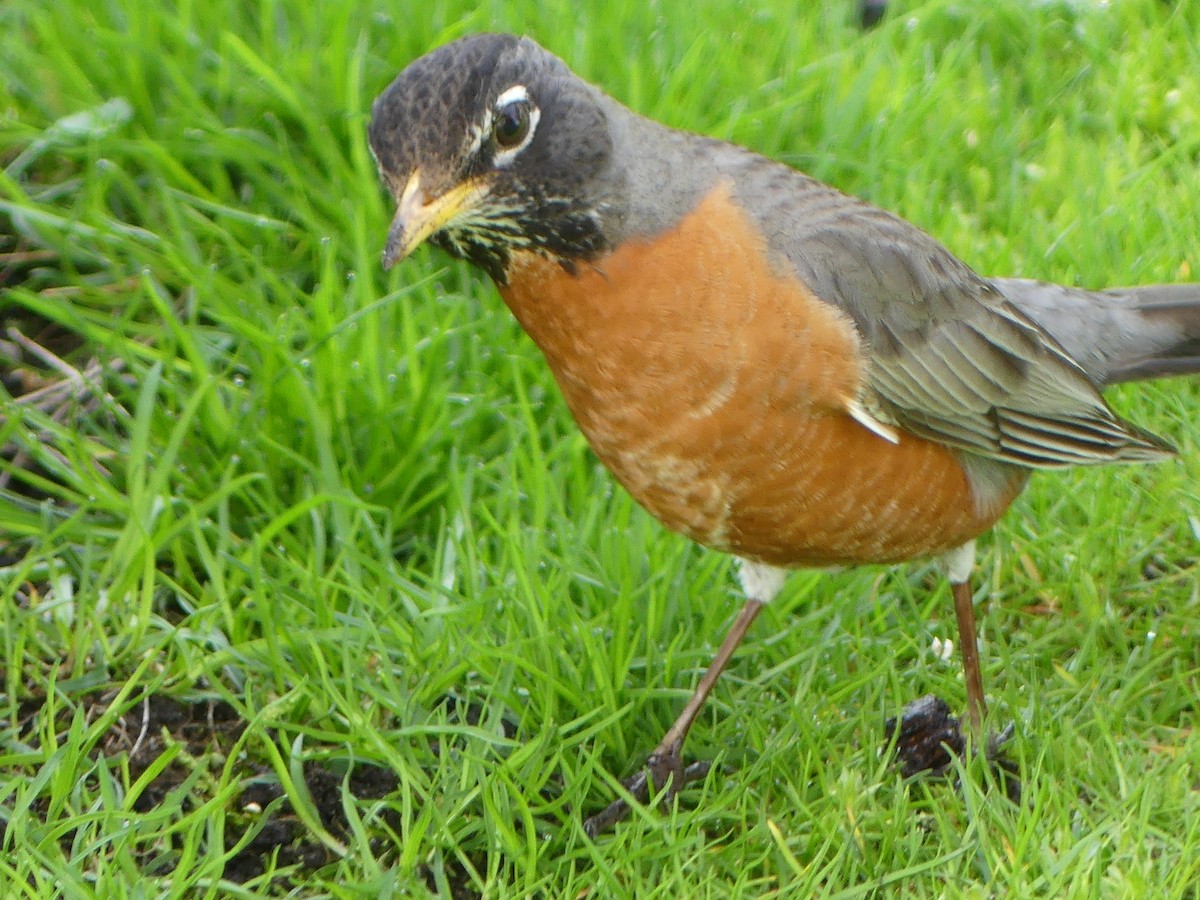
[2, 0, 1199, 895]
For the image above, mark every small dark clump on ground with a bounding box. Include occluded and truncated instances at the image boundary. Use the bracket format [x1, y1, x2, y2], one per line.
[885, 694, 1022, 803]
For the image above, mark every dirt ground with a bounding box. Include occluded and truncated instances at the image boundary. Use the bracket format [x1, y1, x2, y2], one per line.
[10, 690, 484, 894]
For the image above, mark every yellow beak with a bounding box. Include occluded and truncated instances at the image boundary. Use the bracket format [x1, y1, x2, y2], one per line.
[381, 171, 488, 270]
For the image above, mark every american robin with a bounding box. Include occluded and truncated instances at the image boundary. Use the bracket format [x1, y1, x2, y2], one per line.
[368, 34, 1200, 834]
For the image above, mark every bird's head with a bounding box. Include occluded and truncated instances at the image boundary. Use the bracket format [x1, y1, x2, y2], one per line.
[368, 34, 617, 282]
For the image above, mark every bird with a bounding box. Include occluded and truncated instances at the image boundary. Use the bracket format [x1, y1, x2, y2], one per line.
[367, 33, 1200, 835]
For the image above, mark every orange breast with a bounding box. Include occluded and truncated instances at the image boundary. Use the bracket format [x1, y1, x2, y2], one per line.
[499, 185, 1024, 566]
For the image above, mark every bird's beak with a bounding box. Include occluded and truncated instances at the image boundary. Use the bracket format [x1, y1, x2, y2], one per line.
[382, 170, 488, 270]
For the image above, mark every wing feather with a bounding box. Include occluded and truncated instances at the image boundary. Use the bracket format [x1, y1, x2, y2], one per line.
[743, 172, 1176, 467]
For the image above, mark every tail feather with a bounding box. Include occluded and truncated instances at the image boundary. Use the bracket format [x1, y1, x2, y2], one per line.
[992, 278, 1200, 386]
[1102, 285, 1200, 383]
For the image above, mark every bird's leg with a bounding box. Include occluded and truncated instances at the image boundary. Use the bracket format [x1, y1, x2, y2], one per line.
[583, 560, 785, 837]
[642, 597, 765, 786]
[583, 598, 764, 836]
[942, 541, 986, 737]
[951, 577, 987, 736]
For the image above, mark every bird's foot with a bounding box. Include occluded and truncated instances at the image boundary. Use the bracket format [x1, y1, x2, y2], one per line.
[582, 742, 711, 837]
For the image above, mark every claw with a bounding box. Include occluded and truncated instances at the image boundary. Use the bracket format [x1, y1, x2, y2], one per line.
[582, 748, 711, 837]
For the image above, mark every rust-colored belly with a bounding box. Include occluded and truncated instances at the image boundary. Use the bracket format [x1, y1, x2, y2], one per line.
[498, 186, 1023, 566]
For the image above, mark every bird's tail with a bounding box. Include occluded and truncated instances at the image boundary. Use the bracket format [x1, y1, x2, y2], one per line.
[1100, 284, 1200, 383]
[993, 278, 1200, 386]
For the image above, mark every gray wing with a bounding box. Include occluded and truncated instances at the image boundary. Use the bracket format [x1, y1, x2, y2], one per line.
[740, 170, 1175, 467]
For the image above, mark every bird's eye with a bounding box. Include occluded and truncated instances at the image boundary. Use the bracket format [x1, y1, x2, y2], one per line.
[493, 99, 533, 149]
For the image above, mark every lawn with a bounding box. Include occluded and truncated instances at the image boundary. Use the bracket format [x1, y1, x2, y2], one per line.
[2, 0, 1199, 895]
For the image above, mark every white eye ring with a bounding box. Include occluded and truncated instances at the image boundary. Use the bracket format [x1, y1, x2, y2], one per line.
[491, 84, 540, 168]
[496, 85, 530, 107]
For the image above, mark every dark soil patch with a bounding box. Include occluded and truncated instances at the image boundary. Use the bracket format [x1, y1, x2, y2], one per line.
[9, 689, 484, 894]
[109, 694, 403, 885]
